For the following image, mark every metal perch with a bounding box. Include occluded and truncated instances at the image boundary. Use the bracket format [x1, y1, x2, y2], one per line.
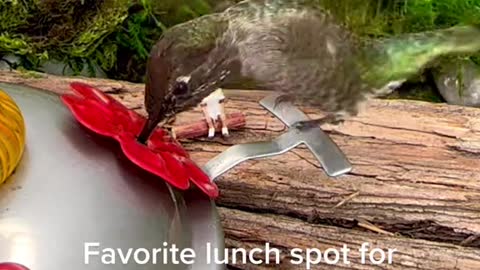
[203, 93, 352, 180]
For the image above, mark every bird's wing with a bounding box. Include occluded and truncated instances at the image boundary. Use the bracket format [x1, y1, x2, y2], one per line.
[233, 5, 364, 110]
[359, 24, 480, 89]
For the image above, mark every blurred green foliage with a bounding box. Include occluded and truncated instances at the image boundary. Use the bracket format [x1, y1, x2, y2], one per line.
[1, 0, 479, 85]
[321, 0, 480, 36]
[0, 0, 224, 81]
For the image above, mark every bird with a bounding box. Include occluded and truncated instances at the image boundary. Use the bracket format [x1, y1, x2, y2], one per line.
[137, 0, 480, 143]
[137, 9, 229, 143]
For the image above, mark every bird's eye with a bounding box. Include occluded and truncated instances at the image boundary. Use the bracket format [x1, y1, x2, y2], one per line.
[173, 81, 189, 95]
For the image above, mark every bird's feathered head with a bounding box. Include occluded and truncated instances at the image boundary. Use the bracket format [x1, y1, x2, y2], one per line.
[137, 40, 240, 144]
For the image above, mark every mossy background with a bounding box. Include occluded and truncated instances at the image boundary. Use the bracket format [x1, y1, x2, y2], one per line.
[1, 0, 480, 101]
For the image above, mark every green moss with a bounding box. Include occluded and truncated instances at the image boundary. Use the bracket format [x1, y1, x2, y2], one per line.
[0, 33, 34, 55]
[17, 68, 46, 79]
[0, 0, 36, 31]
[0, 0, 131, 76]
[320, 0, 480, 36]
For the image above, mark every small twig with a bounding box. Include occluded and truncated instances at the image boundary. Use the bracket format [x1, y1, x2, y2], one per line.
[333, 191, 360, 209]
[171, 112, 246, 139]
[357, 219, 395, 236]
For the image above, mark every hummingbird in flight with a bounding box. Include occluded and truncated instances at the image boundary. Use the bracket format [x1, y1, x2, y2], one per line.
[137, 0, 480, 143]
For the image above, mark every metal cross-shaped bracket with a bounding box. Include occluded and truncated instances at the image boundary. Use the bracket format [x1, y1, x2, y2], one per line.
[202, 93, 352, 180]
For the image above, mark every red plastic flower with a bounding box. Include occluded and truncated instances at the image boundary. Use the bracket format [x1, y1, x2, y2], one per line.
[0, 263, 29, 270]
[60, 82, 218, 198]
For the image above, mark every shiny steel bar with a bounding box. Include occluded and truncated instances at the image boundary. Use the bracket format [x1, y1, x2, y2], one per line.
[203, 93, 352, 180]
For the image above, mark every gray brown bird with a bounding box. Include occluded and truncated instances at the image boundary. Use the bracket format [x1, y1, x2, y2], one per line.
[137, 0, 480, 143]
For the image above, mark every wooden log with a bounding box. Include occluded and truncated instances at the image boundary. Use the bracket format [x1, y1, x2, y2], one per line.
[171, 112, 246, 139]
[0, 70, 144, 94]
[219, 207, 480, 269]
[0, 70, 146, 113]
[1, 70, 480, 269]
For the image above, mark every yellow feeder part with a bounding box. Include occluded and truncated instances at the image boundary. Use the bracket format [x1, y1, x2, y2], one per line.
[0, 88, 26, 184]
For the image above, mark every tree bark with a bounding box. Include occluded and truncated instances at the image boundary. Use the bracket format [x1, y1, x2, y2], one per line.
[1, 70, 480, 269]
[219, 207, 480, 269]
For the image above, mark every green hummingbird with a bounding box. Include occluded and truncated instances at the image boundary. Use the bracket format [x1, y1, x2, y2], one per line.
[137, 0, 480, 143]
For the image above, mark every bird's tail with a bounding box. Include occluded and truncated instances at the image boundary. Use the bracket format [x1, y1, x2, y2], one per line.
[360, 24, 480, 87]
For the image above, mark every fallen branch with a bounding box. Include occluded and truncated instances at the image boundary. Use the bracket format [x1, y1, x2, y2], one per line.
[171, 112, 246, 139]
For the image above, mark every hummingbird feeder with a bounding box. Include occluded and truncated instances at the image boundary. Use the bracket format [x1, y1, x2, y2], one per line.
[60, 82, 218, 198]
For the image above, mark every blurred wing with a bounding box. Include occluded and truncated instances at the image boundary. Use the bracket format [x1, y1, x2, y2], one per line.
[235, 7, 362, 108]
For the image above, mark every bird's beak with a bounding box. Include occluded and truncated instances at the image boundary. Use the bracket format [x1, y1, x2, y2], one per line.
[137, 117, 158, 144]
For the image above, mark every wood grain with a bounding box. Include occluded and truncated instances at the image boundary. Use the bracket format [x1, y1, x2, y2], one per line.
[219, 207, 480, 269]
